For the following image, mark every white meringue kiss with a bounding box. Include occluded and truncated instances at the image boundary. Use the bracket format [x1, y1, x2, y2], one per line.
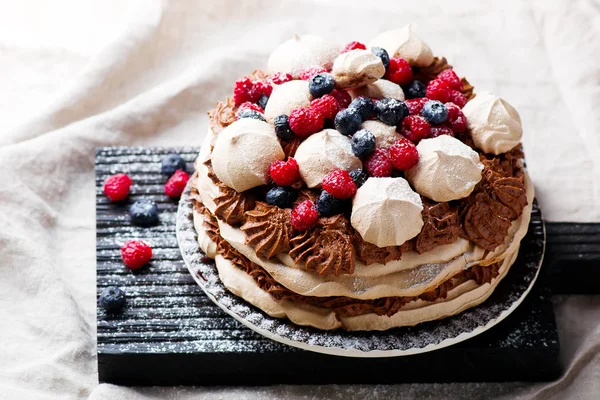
[405, 135, 483, 202]
[368, 24, 434, 67]
[267, 34, 341, 77]
[360, 120, 402, 149]
[264, 80, 312, 123]
[350, 79, 405, 101]
[462, 92, 523, 155]
[331, 49, 385, 89]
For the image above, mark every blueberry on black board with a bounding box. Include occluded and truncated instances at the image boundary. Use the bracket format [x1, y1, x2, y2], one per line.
[349, 96, 374, 120]
[349, 168, 368, 188]
[257, 94, 269, 110]
[161, 153, 186, 175]
[316, 190, 346, 217]
[334, 108, 362, 136]
[265, 186, 298, 208]
[371, 47, 390, 70]
[374, 98, 408, 126]
[274, 115, 294, 141]
[98, 286, 126, 313]
[351, 129, 376, 158]
[129, 200, 159, 226]
[308, 73, 336, 98]
[405, 80, 426, 99]
[421, 100, 448, 124]
[237, 109, 266, 122]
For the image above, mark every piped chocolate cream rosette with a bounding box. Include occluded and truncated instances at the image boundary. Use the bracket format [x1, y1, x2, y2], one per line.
[191, 25, 533, 331]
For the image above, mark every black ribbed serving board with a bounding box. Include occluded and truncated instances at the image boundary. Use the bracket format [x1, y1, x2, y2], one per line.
[95, 146, 595, 386]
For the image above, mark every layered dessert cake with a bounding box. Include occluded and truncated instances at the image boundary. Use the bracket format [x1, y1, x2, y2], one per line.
[190, 25, 533, 331]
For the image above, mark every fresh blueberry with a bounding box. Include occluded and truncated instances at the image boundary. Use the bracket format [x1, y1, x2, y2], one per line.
[237, 109, 266, 122]
[98, 286, 126, 313]
[374, 98, 409, 126]
[421, 100, 448, 124]
[371, 47, 390, 70]
[334, 108, 362, 136]
[316, 190, 346, 217]
[161, 153, 186, 175]
[351, 129, 376, 158]
[308, 73, 336, 98]
[274, 115, 294, 141]
[405, 80, 426, 99]
[265, 186, 297, 208]
[349, 96, 374, 120]
[129, 200, 159, 226]
[349, 168, 368, 188]
[257, 94, 269, 110]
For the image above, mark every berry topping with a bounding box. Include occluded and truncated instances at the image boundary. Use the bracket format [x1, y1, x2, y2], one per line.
[291, 200, 319, 231]
[270, 72, 293, 85]
[349, 96, 374, 120]
[273, 115, 294, 141]
[385, 58, 413, 86]
[429, 125, 455, 138]
[121, 240, 152, 270]
[289, 107, 324, 138]
[437, 69, 462, 91]
[253, 81, 273, 97]
[405, 80, 427, 99]
[257, 94, 269, 110]
[236, 109, 266, 122]
[374, 98, 408, 126]
[371, 47, 390, 70]
[164, 170, 189, 198]
[269, 158, 300, 186]
[426, 79, 451, 103]
[334, 108, 362, 136]
[364, 149, 393, 177]
[389, 138, 419, 170]
[349, 168, 368, 188]
[265, 186, 298, 208]
[421, 100, 448, 124]
[342, 41, 367, 53]
[103, 173, 132, 202]
[299, 66, 328, 80]
[402, 115, 431, 142]
[316, 190, 346, 217]
[322, 170, 357, 199]
[330, 88, 352, 109]
[129, 200, 159, 226]
[449, 90, 467, 108]
[236, 102, 264, 115]
[445, 102, 467, 133]
[161, 153, 186, 175]
[233, 77, 259, 105]
[405, 97, 429, 115]
[309, 73, 336, 98]
[351, 129, 376, 158]
[310, 94, 339, 120]
[98, 286, 126, 313]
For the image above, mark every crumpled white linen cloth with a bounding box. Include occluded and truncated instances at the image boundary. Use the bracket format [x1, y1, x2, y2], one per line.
[0, 0, 598, 399]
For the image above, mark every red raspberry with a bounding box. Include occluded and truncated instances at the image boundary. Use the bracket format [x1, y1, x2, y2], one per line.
[299, 66, 328, 80]
[330, 89, 352, 109]
[233, 77, 259, 105]
[291, 200, 319, 231]
[437, 69, 462, 91]
[253, 81, 273, 97]
[103, 173, 132, 202]
[322, 170, 357, 199]
[271, 72, 293, 85]
[236, 102, 264, 118]
[449, 90, 467, 108]
[269, 158, 300, 186]
[164, 170, 189, 198]
[121, 240, 152, 270]
[405, 98, 429, 115]
[288, 107, 324, 138]
[310, 94, 339, 120]
[426, 79, 451, 103]
[342, 41, 367, 53]
[364, 149, 393, 177]
[445, 102, 467, 133]
[430, 125, 455, 138]
[385, 58, 413, 86]
[389, 138, 419, 170]
[403, 115, 431, 141]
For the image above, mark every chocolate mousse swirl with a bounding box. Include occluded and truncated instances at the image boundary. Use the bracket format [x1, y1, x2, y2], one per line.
[352, 232, 403, 265]
[208, 97, 236, 135]
[460, 147, 527, 251]
[413, 57, 452, 83]
[290, 215, 355, 277]
[214, 184, 256, 226]
[413, 199, 461, 254]
[461, 77, 475, 100]
[240, 202, 291, 260]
